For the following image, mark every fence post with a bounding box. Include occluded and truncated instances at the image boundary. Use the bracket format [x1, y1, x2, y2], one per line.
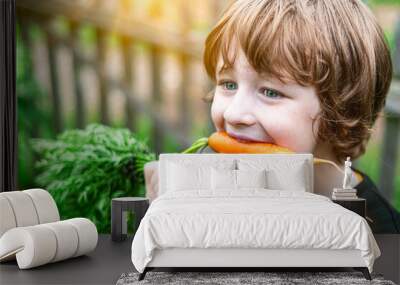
[379, 110, 400, 202]
[178, 54, 190, 146]
[45, 18, 63, 134]
[18, 16, 33, 77]
[150, 45, 163, 156]
[394, 15, 400, 78]
[121, 36, 136, 131]
[70, 21, 85, 129]
[19, 15, 37, 138]
[96, 28, 109, 125]
[177, 1, 191, 146]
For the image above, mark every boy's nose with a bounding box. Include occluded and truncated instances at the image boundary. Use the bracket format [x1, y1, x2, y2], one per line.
[223, 92, 256, 126]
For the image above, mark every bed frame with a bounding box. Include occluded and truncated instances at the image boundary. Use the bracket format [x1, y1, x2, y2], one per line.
[139, 248, 371, 280]
[138, 154, 372, 281]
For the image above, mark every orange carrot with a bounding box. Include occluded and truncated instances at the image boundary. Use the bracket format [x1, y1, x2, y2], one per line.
[208, 131, 293, 154]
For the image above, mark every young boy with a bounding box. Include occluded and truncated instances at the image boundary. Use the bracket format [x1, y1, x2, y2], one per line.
[145, 0, 400, 233]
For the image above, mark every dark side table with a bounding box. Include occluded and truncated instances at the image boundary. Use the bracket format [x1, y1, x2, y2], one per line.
[332, 198, 366, 218]
[111, 197, 149, 242]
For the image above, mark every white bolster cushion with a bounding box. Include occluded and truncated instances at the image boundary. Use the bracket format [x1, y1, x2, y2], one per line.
[0, 191, 39, 228]
[0, 218, 98, 269]
[24, 189, 60, 224]
[41, 221, 79, 262]
[65, 218, 98, 257]
[0, 225, 57, 268]
[0, 189, 60, 238]
[0, 196, 17, 237]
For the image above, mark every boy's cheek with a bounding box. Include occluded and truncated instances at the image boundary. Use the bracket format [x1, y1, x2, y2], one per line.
[210, 95, 229, 131]
[284, 135, 317, 153]
[275, 125, 318, 153]
[260, 115, 318, 153]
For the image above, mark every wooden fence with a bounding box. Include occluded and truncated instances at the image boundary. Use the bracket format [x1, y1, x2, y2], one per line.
[16, 0, 215, 156]
[16, 0, 400, 202]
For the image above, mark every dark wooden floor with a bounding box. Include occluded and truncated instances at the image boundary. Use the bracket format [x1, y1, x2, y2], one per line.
[0, 234, 398, 284]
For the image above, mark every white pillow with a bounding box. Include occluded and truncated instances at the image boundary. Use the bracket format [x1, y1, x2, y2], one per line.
[211, 168, 237, 191]
[266, 163, 307, 191]
[166, 162, 211, 192]
[235, 169, 267, 189]
[237, 158, 309, 191]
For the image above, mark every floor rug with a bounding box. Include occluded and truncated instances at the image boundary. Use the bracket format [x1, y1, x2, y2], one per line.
[116, 271, 395, 285]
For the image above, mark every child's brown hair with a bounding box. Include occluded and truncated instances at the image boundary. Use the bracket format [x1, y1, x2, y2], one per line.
[203, 0, 393, 162]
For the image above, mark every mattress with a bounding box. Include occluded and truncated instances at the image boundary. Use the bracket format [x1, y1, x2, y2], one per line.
[131, 189, 380, 273]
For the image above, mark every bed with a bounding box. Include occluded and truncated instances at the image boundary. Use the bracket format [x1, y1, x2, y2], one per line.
[131, 154, 380, 281]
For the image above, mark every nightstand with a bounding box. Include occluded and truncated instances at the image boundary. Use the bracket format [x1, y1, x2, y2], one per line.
[111, 197, 149, 242]
[332, 198, 366, 218]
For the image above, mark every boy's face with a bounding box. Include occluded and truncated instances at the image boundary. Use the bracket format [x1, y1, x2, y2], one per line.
[211, 47, 321, 153]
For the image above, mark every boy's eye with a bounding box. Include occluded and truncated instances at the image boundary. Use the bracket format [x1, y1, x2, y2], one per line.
[261, 88, 282, 99]
[221, 81, 238, 91]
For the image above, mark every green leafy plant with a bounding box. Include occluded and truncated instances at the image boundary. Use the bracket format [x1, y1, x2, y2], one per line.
[31, 123, 155, 233]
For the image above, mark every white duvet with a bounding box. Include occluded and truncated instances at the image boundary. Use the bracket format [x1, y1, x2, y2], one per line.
[131, 189, 380, 273]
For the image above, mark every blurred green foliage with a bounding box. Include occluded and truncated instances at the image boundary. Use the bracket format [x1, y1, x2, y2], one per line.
[31, 124, 155, 233]
[368, 0, 400, 6]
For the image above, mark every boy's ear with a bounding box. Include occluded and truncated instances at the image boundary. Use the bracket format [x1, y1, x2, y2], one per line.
[311, 113, 322, 140]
